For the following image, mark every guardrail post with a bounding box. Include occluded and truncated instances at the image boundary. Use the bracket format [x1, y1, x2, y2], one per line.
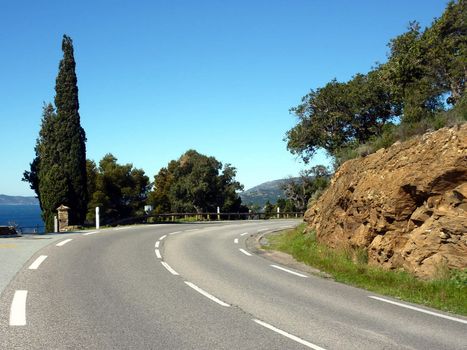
[95, 207, 100, 230]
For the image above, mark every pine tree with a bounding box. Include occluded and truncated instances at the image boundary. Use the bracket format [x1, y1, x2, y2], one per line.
[53, 34, 88, 225]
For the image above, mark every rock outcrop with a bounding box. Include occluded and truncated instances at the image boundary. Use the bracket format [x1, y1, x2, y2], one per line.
[305, 124, 467, 278]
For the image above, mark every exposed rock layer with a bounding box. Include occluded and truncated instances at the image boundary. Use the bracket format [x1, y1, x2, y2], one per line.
[305, 124, 467, 278]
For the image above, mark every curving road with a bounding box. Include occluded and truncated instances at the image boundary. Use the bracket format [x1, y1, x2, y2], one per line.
[0, 221, 466, 349]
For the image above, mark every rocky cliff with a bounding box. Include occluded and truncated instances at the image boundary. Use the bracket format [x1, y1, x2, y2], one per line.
[305, 124, 467, 278]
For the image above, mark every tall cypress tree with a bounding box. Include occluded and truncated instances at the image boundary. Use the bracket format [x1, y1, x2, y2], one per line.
[54, 34, 88, 225]
[23, 35, 87, 231]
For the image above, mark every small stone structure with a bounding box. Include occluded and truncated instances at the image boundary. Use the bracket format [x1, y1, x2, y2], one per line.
[57, 204, 70, 232]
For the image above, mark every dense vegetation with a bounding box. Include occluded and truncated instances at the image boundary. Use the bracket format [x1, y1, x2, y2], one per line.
[149, 150, 247, 214]
[286, 0, 466, 167]
[23, 35, 87, 231]
[86, 154, 150, 223]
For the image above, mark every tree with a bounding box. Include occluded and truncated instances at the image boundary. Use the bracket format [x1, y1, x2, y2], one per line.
[54, 34, 88, 224]
[149, 150, 247, 214]
[281, 165, 330, 211]
[23, 35, 88, 231]
[87, 154, 150, 223]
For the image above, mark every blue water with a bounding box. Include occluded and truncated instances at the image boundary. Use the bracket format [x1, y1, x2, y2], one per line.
[0, 205, 44, 232]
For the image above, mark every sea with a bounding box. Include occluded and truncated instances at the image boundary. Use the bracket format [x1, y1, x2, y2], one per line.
[0, 205, 44, 233]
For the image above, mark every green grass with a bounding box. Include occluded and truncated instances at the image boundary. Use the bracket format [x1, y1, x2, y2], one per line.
[266, 224, 467, 316]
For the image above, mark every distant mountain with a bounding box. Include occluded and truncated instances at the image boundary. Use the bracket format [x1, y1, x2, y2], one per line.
[0, 195, 39, 206]
[239, 178, 296, 207]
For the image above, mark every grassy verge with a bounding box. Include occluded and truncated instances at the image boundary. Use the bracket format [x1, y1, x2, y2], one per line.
[266, 224, 467, 316]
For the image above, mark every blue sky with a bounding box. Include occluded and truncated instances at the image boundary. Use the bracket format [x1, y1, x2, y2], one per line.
[0, 0, 447, 196]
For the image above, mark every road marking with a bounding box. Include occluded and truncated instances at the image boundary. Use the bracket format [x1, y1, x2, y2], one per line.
[155, 241, 160, 248]
[253, 319, 326, 350]
[83, 231, 97, 236]
[240, 232, 249, 236]
[184, 282, 230, 307]
[369, 296, 467, 324]
[239, 248, 252, 256]
[170, 231, 181, 235]
[155, 249, 162, 259]
[28, 255, 48, 270]
[185, 229, 200, 232]
[270, 265, 308, 278]
[10, 290, 28, 326]
[56, 239, 72, 247]
[160, 235, 167, 240]
[0, 243, 17, 248]
[234, 238, 239, 244]
[114, 227, 127, 230]
[257, 228, 268, 233]
[161, 262, 179, 275]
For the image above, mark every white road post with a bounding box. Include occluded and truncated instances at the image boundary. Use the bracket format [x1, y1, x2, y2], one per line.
[95, 207, 100, 230]
[54, 216, 58, 233]
[277, 207, 280, 219]
[217, 206, 220, 221]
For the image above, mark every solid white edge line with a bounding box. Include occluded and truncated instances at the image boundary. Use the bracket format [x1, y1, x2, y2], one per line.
[234, 238, 239, 244]
[155, 249, 162, 259]
[83, 231, 97, 236]
[161, 261, 179, 275]
[239, 248, 252, 256]
[155, 241, 160, 248]
[28, 255, 48, 270]
[240, 232, 249, 236]
[270, 265, 308, 278]
[160, 235, 167, 240]
[56, 238, 72, 247]
[369, 296, 467, 324]
[114, 227, 126, 230]
[184, 281, 230, 307]
[170, 231, 181, 235]
[10, 290, 28, 326]
[257, 228, 268, 233]
[253, 319, 326, 350]
[185, 229, 200, 232]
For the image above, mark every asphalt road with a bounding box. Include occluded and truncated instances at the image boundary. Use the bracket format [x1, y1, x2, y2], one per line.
[0, 221, 466, 349]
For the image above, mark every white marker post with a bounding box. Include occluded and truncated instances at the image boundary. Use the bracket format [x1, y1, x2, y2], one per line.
[95, 207, 100, 230]
[54, 216, 58, 233]
[277, 207, 280, 219]
[217, 206, 220, 221]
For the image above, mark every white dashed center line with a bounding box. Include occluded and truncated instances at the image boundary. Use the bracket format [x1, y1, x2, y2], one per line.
[239, 248, 252, 256]
[160, 235, 167, 241]
[240, 232, 249, 236]
[10, 290, 28, 326]
[234, 238, 239, 244]
[56, 239, 72, 247]
[184, 282, 230, 307]
[161, 262, 179, 275]
[270, 265, 308, 278]
[28, 255, 48, 270]
[155, 249, 162, 259]
[155, 241, 160, 248]
[170, 231, 181, 235]
[83, 231, 97, 236]
[369, 296, 467, 324]
[253, 319, 326, 350]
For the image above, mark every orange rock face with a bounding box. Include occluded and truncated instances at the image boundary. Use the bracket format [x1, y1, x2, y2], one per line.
[305, 124, 467, 278]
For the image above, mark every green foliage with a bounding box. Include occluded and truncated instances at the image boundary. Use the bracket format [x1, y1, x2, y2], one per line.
[288, 1, 466, 165]
[148, 150, 247, 214]
[23, 35, 88, 231]
[267, 225, 467, 315]
[86, 154, 150, 223]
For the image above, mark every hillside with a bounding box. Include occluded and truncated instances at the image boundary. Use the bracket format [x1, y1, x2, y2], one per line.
[0, 195, 39, 206]
[305, 125, 467, 279]
[239, 179, 292, 207]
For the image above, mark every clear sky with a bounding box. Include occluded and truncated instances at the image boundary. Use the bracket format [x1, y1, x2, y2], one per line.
[0, 0, 447, 196]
